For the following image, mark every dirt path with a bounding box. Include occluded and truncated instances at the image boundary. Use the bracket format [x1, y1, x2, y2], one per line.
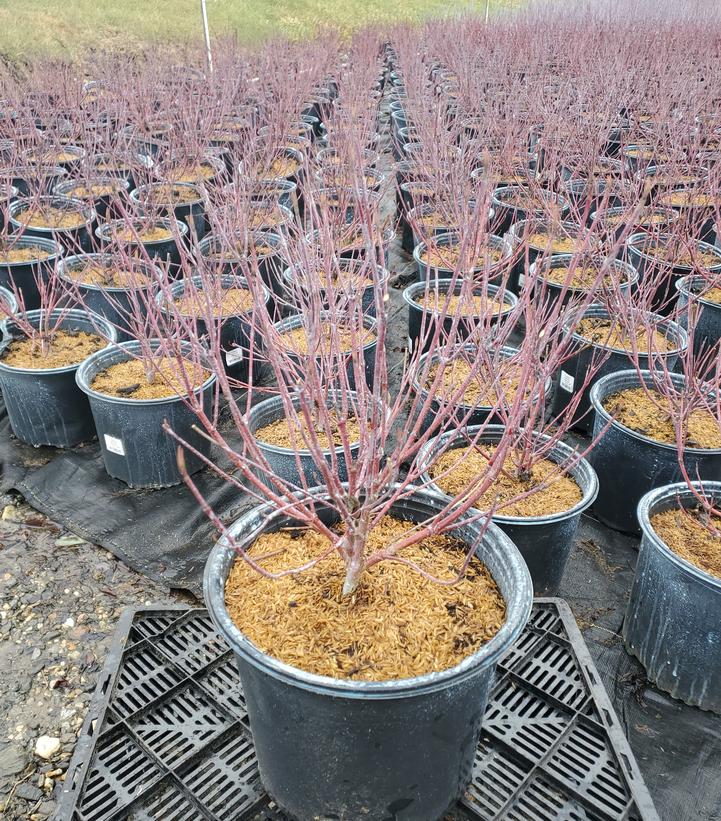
[0, 490, 186, 821]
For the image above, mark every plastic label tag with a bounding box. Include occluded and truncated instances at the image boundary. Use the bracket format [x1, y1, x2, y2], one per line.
[226, 347, 244, 366]
[518, 273, 525, 288]
[104, 434, 125, 456]
[559, 370, 575, 392]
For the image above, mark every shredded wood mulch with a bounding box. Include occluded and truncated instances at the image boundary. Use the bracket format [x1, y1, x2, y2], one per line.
[225, 515, 506, 681]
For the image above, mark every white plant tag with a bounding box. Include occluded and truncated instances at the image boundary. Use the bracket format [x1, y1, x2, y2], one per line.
[226, 347, 244, 366]
[407, 335, 414, 353]
[559, 370, 575, 392]
[104, 434, 125, 456]
[517, 273, 525, 288]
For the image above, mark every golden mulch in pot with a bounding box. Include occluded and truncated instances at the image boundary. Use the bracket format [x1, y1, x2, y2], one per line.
[173, 287, 254, 317]
[699, 285, 721, 304]
[224, 514, 506, 680]
[145, 183, 202, 204]
[1, 330, 105, 369]
[526, 232, 586, 254]
[430, 444, 582, 516]
[167, 163, 215, 182]
[651, 507, 721, 579]
[603, 211, 669, 227]
[658, 190, 717, 208]
[115, 225, 173, 242]
[643, 243, 721, 269]
[268, 156, 300, 178]
[575, 317, 674, 352]
[426, 359, 522, 407]
[15, 206, 86, 229]
[91, 357, 209, 400]
[497, 191, 550, 211]
[67, 182, 122, 198]
[0, 245, 53, 263]
[249, 206, 286, 229]
[414, 292, 504, 316]
[421, 245, 502, 270]
[279, 324, 374, 354]
[66, 264, 150, 288]
[255, 411, 361, 449]
[603, 387, 721, 449]
[543, 263, 615, 289]
[26, 149, 79, 164]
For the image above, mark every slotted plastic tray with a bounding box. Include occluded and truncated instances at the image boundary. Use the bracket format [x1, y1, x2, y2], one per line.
[56, 600, 659, 821]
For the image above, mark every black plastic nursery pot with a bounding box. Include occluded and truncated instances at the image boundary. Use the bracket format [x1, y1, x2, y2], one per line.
[526, 254, 638, 310]
[411, 345, 551, 433]
[0, 308, 116, 447]
[506, 217, 595, 295]
[551, 304, 687, 434]
[0, 235, 63, 310]
[625, 233, 721, 316]
[0, 183, 18, 231]
[623, 481, 721, 713]
[57, 254, 160, 342]
[130, 182, 208, 240]
[589, 206, 680, 243]
[655, 185, 718, 243]
[204, 487, 533, 821]
[270, 312, 378, 390]
[53, 176, 130, 219]
[413, 232, 512, 284]
[588, 369, 721, 533]
[198, 231, 285, 306]
[0, 284, 17, 317]
[246, 391, 364, 490]
[280, 260, 388, 317]
[160, 275, 269, 379]
[403, 280, 517, 355]
[95, 217, 189, 271]
[676, 274, 721, 355]
[8, 164, 68, 196]
[8, 195, 96, 252]
[490, 185, 569, 237]
[417, 425, 598, 595]
[75, 340, 216, 489]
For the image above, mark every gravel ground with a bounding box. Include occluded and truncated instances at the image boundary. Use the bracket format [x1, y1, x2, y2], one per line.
[0, 490, 186, 821]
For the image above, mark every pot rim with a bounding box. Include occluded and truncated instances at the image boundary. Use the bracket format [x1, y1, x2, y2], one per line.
[75, 338, 216, 405]
[637, 480, 721, 589]
[95, 216, 189, 244]
[0, 307, 117, 375]
[57, 252, 160, 292]
[589, 368, 721, 454]
[246, 390, 366, 456]
[564, 303, 688, 355]
[8, 195, 97, 233]
[271, 311, 378, 355]
[204, 484, 533, 697]
[0, 234, 63, 266]
[626, 233, 721, 272]
[675, 274, 721, 308]
[412, 231, 513, 274]
[402, 280, 517, 316]
[416, 424, 599, 525]
[530, 254, 639, 293]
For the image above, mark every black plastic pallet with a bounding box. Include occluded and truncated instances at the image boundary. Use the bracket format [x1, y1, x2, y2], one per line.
[56, 600, 659, 821]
